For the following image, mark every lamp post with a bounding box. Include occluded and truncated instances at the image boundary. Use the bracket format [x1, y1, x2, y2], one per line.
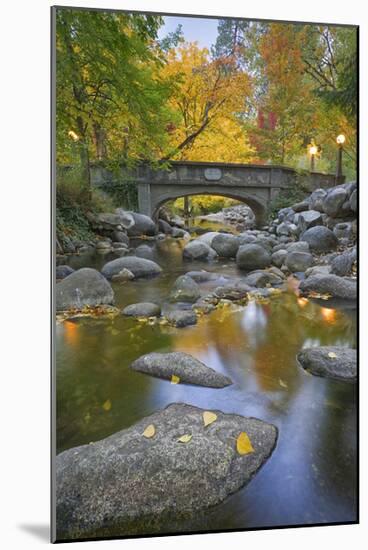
[309, 144, 318, 172]
[336, 134, 346, 184]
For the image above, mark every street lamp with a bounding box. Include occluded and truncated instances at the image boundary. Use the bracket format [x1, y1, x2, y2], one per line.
[309, 143, 318, 172]
[336, 134, 346, 183]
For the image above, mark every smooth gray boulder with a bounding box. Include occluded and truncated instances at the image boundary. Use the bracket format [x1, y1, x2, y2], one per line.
[330, 250, 356, 277]
[238, 233, 257, 246]
[185, 270, 218, 283]
[285, 251, 313, 272]
[297, 210, 323, 233]
[305, 265, 331, 278]
[101, 256, 162, 280]
[299, 274, 356, 300]
[301, 226, 338, 253]
[214, 283, 251, 300]
[122, 302, 161, 318]
[56, 265, 74, 280]
[56, 268, 114, 312]
[323, 187, 348, 218]
[197, 232, 220, 246]
[135, 244, 154, 260]
[131, 352, 232, 387]
[112, 230, 129, 245]
[286, 241, 310, 253]
[243, 271, 283, 288]
[164, 309, 197, 328]
[170, 275, 201, 303]
[115, 211, 157, 237]
[271, 249, 287, 268]
[211, 233, 239, 258]
[56, 403, 278, 540]
[236, 244, 271, 271]
[350, 189, 357, 213]
[297, 346, 356, 381]
[172, 227, 187, 238]
[278, 207, 295, 223]
[309, 188, 327, 212]
[158, 219, 173, 235]
[292, 200, 310, 212]
[183, 240, 216, 261]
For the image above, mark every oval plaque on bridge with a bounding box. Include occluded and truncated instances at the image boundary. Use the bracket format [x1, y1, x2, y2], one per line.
[204, 168, 222, 181]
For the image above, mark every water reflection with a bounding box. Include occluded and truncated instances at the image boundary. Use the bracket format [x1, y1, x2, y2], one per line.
[56, 243, 357, 531]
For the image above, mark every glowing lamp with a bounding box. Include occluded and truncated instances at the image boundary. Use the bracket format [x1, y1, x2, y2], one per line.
[336, 134, 346, 145]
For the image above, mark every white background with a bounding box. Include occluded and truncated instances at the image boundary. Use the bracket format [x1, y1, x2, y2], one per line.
[0, 0, 366, 548]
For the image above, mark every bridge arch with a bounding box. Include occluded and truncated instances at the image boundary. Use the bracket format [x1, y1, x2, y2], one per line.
[151, 188, 268, 227]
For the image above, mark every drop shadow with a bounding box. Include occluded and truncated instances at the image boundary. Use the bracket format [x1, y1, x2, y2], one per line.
[18, 524, 49, 543]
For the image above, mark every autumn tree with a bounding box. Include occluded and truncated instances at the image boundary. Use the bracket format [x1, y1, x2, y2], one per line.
[160, 42, 255, 162]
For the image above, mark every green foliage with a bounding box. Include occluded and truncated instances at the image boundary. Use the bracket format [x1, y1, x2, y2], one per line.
[268, 178, 307, 219]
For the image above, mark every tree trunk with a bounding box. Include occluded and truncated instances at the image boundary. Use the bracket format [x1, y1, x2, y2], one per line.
[77, 117, 91, 200]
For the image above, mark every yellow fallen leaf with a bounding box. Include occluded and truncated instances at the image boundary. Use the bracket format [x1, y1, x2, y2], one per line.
[102, 399, 112, 411]
[177, 434, 192, 443]
[328, 352, 337, 359]
[279, 378, 288, 388]
[171, 374, 180, 384]
[142, 424, 156, 438]
[203, 411, 217, 427]
[236, 431, 254, 455]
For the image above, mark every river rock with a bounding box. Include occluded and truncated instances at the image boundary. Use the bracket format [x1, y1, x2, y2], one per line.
[112, 230, 129, 245]
[243, 271, 283, 288]
[183, 240, 216, 261]
[56, 268, 115, 312]
[305, 265, 331, 278]
[292, 200, 310, 212]
[309, 188, 327, 212]
[285, 251, 313, 273]
[111, 268, 135, 282]
[286, 241, 310, 253]
[56, 403, 278, 539]
[131, 352, 232, 387]
[164, 309, 197, 328]
[135, 244, 154, 260]
[95, 240, 112, 250]
[115, 210, 157, 237]
[211, 233, 239, 258]
[158, 219, 173, 235]
[323, 187, 348, 218]
[122, 302, 161, 318]
[297, 346, 356, 381]
[92, 212, 134, 232]
[172, 227, 187, 238]
[297, 210, 323, 233]
[101, 256, 162, 280]
[236, 244, 271, 271]
[349, 189, 357, 213]
[197, 232, 220, 246]
[301, 226, 338, 253]
[170, 275, 201, 303]
[299, 274, 356, 300]
[330, 250, 356, 277]
[271, 249, 288, 268]
[278, 207, 295, 223]
[56, 265, 74, 280]
[333, 222, 354, 240]
[213, 283, 251, 300]
[238, 233, 257, 245]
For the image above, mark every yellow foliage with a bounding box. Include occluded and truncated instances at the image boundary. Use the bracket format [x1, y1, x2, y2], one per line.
[171, 374, 180, 384]
[203, 411, 217, 427]
[142, 424, 156, 438]
[177, 434, 192, 443]
[236, 432, 255, 455]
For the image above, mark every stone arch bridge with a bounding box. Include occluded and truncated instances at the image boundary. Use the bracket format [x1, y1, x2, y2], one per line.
[90, 161, 336, 227]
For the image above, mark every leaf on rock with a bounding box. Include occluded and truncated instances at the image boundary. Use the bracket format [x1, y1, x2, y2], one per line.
[171, 374, 180, 384]
[142, 424, 156, 438]
[102, 399, 112, 411]
[177, 434, 192, 443]
[328, 352, 337, 359]
[279, 378, 288, 388]
[236, 431, 254, 455]
[203, 411, 217, 427]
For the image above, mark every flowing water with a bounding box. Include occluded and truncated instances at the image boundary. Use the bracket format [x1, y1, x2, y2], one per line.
[56, 227, 357, 534]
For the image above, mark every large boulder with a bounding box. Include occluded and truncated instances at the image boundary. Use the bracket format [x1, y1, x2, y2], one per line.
[170, 275, 201, 303]
[297, 346, 356, 381]
[330, 250, 356, 277]
[309, 188, 327, 212]
[164, 308, 197, 328]
[131, 352, 232, 388]
[135, 244, 154, 260]
[323, 187, 348, 218]
[158, 219, 173, 235]
[299, 274, 356, 300]
[56, 403, 278, 540]
[56, 268, 114, 312]
[285, 251, 313, 273]
[197, 232, 220, 246]
[297, 210, 323, 233]
[183, 240, 216, 261]
[271, 249, 287, 268]
[90, 211, 134, 232]
[115, 210, 157, 237]
[236, 244, 271, 271]
[101, 256, 162, 280]
[122, 302, 161, 318]
[211, 233, 239, 258]
[286, 241, 310, 253]
[301, 226, 338, 253]
[349, 189, 357, 213]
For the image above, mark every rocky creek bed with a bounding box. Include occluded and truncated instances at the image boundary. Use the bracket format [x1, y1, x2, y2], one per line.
[55, 181, 357, 539]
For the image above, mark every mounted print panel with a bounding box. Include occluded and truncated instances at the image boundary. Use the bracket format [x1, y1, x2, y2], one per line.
[51, 5, 358, 543]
